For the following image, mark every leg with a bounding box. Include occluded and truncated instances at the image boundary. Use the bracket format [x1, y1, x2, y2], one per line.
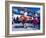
[24, 23, 27, 28]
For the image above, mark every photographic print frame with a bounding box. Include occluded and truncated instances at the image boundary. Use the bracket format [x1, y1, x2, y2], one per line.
[5, 1, 45, 37]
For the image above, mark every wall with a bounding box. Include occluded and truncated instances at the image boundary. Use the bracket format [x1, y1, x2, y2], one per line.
[0, 0, 46, 38]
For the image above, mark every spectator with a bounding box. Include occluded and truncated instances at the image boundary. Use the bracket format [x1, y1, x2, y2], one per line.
[32, 17, 39, 28]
